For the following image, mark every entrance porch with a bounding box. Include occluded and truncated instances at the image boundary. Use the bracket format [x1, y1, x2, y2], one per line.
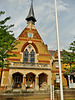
[68, 73, 75, 88]
[7, 71, 49, 91]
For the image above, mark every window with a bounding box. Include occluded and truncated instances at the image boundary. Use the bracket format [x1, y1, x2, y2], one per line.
[28, 33, 33, 38]
[28, 45, 31, 49]
[23, 46, 35, 63]
[23, 49, 29, 63]
[30, 50, 35, 63]
[55, 61, 59, 68]
[56, 74, 60, 83]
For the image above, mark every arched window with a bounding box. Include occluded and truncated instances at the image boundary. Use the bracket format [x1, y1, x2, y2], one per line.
[30, 50, 35, 63]
[23, 46, 35, 63]
[23, 49, 29, 63]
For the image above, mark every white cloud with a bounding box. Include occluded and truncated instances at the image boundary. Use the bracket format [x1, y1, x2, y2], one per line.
[0, 0, 75, 51]
[57, 0, 69, 11]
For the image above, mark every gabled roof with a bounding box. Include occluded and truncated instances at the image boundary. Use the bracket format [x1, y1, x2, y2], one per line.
[49, 50, 72, 58]
[49, 50, 56, 56]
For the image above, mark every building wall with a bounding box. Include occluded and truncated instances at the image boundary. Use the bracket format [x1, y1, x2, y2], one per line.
[50, 51, 68, 88]
[1, 68, 51, 88]
[1, 22, 51, 90]
[7, 24, 51, 64]
[1, 70, 9, 86]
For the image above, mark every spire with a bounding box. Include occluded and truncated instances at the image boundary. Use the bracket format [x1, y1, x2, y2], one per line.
[26, 0, 37, 24]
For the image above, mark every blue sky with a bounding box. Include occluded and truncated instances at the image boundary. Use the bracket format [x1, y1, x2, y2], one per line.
[0, 0, 75, 51]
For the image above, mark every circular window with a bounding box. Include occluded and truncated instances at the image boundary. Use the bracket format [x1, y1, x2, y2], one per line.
[28, 33, 33, 38]
[28, 45, 32, 49]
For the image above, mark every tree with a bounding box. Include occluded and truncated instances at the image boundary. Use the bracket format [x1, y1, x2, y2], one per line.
[0, 11, 18, 79]
[62, 40, 75, 74]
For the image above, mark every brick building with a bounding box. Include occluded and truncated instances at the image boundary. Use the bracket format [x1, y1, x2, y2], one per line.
[1, 0, 52, 91]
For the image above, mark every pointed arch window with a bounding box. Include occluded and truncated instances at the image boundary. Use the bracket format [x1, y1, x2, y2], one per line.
[23, 49, 29, 63]
[23, 48, 35, 63]
[30, 50, 35, 63]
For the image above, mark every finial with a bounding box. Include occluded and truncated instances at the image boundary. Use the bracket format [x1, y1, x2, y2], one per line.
[31, 0, 33, 3]
[31, 0, 33, 6]
[26, 0, 37, 24]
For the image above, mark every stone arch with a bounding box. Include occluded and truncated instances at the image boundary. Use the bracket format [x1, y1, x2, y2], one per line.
[38, 72, 48, 88]
[26, 72, 36, 88]
[21, 42, 38, 53]
[26, 72, 36, 76]
[12, 71, 24, 75]
[38, 72, 48, 76]
[12, 72, 23, 88]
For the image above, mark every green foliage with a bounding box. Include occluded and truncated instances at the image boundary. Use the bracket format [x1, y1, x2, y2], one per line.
[62, 40, 75, 74]
[0, 11, 5, 16]
[0, 11, 18, 68]
[62, 50, 75, 68]
[64, 67, 75, 75]
[69, 40, 75, 52]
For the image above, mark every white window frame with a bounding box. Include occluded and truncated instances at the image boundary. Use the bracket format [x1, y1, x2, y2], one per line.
[55, 61, 59, 68]
[56, 74, 60, 83]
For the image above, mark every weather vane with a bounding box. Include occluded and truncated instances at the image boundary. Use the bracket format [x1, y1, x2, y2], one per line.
[31, 0, 33, 4]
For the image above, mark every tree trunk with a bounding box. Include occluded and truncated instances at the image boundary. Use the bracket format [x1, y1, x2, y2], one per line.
[1, 67, 3, 80]
[0, 59, 4, 84]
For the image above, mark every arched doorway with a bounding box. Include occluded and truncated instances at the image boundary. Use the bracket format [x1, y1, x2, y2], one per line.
[26, 72, 35, 89]
[39, 73, 48, 88]
[12, 72, 23, 88]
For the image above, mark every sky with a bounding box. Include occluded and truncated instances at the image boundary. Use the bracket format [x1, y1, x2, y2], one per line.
[0, 0, 75, 51]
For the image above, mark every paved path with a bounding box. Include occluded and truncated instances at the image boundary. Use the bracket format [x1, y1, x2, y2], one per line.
[0, 93, 51, 100]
